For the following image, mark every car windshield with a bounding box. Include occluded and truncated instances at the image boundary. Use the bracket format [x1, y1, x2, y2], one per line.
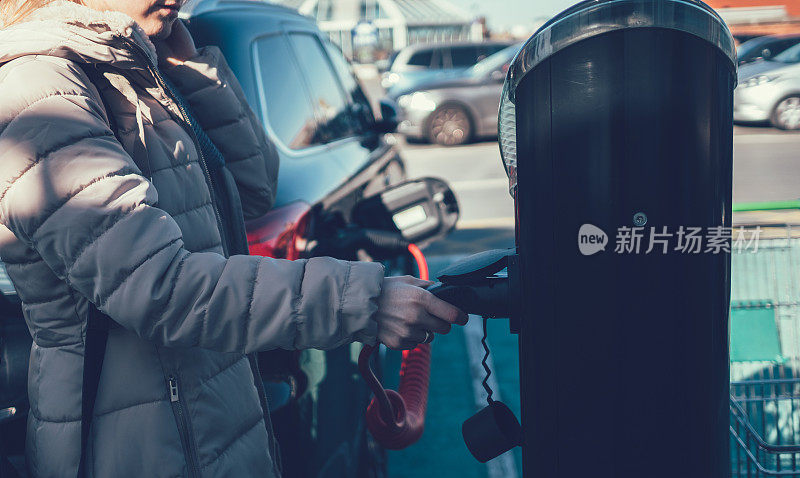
[772, 42, 800, 63]
[468, 44, 522, 78]
[736, 38, 767, 60]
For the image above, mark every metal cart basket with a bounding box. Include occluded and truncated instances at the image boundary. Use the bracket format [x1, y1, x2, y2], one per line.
[730, 205, 800, 477]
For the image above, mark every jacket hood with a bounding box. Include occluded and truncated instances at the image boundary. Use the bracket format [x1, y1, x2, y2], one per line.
[0, 0, 157, 69]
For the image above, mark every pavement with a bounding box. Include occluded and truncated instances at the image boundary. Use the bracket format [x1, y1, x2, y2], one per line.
[733, 128, 800, 204]
[384, 126, 800, 478]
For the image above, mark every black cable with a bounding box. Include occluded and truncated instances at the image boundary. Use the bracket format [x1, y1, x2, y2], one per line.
[481, 316, 494, 404]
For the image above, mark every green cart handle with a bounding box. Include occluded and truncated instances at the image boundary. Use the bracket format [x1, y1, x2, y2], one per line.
[733, 200, 800, 212]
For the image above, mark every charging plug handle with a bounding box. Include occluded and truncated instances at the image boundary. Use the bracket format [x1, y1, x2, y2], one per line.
[428, 279, 510, 318]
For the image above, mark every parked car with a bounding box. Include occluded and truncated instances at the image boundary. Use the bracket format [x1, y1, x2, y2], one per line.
[187, 2, 424, 477]
[737, 34, 800, 65]
[1, 1, 430, 477]
[0, 274, 27, 476]
[381, 41, 513, 95]
[391, 43, 523, 146]
[734, 43, 800, 130]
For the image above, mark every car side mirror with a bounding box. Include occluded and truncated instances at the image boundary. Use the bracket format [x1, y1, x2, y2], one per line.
[374, 98, 400, 134]
[352, 177, 459, 246]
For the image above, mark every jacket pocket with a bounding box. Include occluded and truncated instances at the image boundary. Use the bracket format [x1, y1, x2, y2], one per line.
[168, 375, 202, 478]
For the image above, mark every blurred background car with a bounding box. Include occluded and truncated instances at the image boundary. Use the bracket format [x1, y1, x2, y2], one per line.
[735, 42, 800, 130]
[380, 40, 514, 96]
[390, 43, 522, 146]
[737, 34, 800, 65]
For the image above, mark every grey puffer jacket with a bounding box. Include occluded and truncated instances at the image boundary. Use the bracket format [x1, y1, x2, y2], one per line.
[0, 2, 384, 477]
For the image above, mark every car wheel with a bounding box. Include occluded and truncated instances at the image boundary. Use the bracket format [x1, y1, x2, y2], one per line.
[770, 95, 800, 130]
[427, 105, 472, 146]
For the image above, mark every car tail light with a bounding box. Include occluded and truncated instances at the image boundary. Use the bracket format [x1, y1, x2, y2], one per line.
[245, 201, 311, 260]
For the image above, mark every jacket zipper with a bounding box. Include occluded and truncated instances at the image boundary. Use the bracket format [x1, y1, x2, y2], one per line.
[169, 376, 202, 478]
[117, 38, 213, 478]
[122, 38, 230, 256]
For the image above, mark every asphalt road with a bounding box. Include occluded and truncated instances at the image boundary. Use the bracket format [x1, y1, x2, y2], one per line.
[402, 140, 514, 229]
[732, 127, 800, 203]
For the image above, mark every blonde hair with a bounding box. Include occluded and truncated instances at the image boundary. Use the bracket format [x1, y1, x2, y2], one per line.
[1, 0, 83, 28]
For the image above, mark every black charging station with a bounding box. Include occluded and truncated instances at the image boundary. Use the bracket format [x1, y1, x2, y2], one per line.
[431, 1, 737, 476]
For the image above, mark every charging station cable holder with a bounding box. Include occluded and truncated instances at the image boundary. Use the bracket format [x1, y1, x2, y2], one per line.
[427, 248, 523, 462]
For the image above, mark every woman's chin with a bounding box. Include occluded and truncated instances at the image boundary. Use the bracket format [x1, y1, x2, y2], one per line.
[145, 18, 176, 40]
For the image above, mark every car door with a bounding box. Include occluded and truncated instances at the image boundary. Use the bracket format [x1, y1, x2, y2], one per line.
[250, 30, 351, 208]
[248, 28, 373, 478]
[317, 38, 405, 197]
[190, 10, 403, 477]
[261, 28, 397, 478]
[466, 47, 517, 135]
[462, 66, 508, 136]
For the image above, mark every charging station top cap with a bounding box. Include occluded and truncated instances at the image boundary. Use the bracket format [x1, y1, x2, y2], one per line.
[505, 0, 736, 103]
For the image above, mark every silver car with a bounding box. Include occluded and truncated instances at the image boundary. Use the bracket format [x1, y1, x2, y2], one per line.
[381, 41, 513, 93]
[734, 42, 800, 130]
[391, 43, 522, 146]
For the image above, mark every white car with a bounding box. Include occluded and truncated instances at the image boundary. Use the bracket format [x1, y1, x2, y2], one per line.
[734, 43, 800, 130]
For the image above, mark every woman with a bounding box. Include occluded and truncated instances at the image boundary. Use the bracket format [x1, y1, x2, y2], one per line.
[0, 0, 467, 476]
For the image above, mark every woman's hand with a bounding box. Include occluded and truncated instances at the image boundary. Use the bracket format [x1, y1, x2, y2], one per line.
[374, 276, 468, 350]
[153, 19, 197, 67]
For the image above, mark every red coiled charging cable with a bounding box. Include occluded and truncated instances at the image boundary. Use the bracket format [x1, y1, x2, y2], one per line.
[358, 243, 431, 449]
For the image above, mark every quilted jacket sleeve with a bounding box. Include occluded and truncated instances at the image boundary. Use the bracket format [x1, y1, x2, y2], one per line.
[0, 56, 382, 353]
[162, 46, 278, 221]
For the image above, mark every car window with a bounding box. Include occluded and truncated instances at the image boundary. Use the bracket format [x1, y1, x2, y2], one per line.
[407, 50, 433, 67]
[773, 42, 800, 63]
[774, 38, 800, 55]
[737, 38, 765, 60]
[387, 50, 400, 69]
[324, 40, 374, 131]
[288, 33, 356, 144]
[431, 48, 444, 69]
[450, 46, 479, 67]
[322, 41, 358, 97]
[484, 44, 509, 57]
[470, 44, 520, 78]
[252, 35, 317, 150]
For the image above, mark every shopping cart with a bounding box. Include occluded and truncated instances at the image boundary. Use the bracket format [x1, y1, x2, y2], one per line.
[730, 203, 800, 477]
